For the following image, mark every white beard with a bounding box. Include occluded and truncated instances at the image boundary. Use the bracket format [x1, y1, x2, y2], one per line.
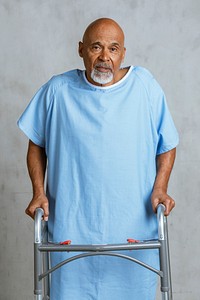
[91, 68, 113, 85]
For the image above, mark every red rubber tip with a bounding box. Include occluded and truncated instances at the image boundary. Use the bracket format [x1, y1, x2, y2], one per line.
[60, 240, 71, 245]
[127, 238, 139, 243]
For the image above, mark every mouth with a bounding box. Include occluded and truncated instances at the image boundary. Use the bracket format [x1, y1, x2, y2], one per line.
[95, 64, 112, 73]
[96, 67, 111, 73]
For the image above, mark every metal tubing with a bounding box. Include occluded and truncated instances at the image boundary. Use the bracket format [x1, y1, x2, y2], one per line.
[165, 217, 173, 299]
[43, 252, 50, 297]
[39, 251, 163, 280]
[34, 208, 44, 298]
[157, 204, 172, 300]
[33, 205, 173, 299]
[35, 295, 42, 300]
[159, 240, 170, 292]
[35, 208, 44, 243]
[162, 292, 169, 300]
[42, 222, 50, 298]
[34, 243, 43, 295]
[157, 204, 165, 241]
[39, 241, 161, 252]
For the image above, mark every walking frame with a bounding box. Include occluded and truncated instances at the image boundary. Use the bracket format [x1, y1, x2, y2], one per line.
[34, 204, 173, 300]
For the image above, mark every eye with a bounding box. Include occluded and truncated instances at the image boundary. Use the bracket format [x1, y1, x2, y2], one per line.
[110, 47, 118, 53]
[91, 45, 101, 51]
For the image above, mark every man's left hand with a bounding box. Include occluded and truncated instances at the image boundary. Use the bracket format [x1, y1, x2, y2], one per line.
[151, 189, 175, 216]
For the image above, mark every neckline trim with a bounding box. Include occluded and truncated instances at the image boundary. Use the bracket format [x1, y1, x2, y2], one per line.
[82, 66, 133, 90]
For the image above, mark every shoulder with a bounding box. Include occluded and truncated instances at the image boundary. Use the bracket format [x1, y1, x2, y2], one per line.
[132, 66, 164, 97]
[132, 66, 155, 88]
[46, 69, 81, 92]
[26, 70, 81, 109]
[133, 66, 154, 80]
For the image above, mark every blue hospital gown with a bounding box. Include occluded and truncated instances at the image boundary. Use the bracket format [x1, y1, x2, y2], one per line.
[18, 66, 179, 300]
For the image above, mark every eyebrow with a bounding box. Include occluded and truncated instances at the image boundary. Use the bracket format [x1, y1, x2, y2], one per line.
[90, 41, 121, 48]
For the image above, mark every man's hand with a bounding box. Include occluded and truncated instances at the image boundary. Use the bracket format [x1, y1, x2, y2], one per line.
[25, 194, 49, 221]
[151, 189, 175, 216]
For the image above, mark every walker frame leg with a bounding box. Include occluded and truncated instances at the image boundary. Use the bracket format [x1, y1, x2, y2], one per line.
[42, 222, 50, 299]
[157, 205, 173, 300]
[34, 208, 46, 300]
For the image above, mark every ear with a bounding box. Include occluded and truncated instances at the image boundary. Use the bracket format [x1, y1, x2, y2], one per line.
[78, 41, 84, 58]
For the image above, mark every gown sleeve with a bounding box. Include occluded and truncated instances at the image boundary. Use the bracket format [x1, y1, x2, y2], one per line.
[135, 66, 179, 155]
[149, 76, 179, 155]
[17, 80, 53, 147]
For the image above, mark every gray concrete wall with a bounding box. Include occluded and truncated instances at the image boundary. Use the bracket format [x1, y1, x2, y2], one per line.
[0, 0, 199, 299]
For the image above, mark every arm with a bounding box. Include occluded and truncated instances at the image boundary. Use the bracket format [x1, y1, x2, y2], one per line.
[25, 140, 49, 220]
[151, 148, 176, 216]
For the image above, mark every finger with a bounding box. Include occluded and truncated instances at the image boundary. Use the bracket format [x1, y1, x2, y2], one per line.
[42, 202, 49, 221]
[163, 198, 175, 216]
[25, 206, 35, 219]
[164, 203, 170, 216]
[151, 198, 160, 214]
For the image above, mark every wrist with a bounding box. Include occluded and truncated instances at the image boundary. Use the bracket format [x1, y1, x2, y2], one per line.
[32, 186, 45, 197]
[152, 186, 167, 194]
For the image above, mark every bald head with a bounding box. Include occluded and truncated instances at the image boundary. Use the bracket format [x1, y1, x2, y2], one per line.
[82, 18, 125, 45]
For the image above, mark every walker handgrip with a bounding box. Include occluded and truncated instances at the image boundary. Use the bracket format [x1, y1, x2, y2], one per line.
[157, 204, 166, 215]
[34, 208, 44, 243]
[157, 204, 166, 241]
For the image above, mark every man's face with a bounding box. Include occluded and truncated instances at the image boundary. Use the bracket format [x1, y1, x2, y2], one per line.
[79, 22, 126, 87]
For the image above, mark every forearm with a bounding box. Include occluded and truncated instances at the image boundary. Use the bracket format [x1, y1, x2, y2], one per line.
[151, 148, 176, 215]
[27, 140, 47, 196]
[153, 148, 176, 193]
[25, 140, 49, 219]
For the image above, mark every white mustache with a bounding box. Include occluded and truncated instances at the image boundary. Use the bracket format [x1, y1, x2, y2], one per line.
[94, 63, 113, 71]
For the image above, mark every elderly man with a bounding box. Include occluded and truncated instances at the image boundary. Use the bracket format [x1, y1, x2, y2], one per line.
[18, 18, 178, 300]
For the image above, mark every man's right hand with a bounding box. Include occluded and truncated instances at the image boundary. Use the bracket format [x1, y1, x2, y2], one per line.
[25, 194, 49, 221]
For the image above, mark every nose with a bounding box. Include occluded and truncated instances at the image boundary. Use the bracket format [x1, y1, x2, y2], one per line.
[99, 48, 110, 62]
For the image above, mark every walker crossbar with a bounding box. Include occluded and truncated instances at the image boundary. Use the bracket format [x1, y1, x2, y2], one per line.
[39, 240, 161, 252]
[34, 204, 173, 300]
[39, 251, 163, 281]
